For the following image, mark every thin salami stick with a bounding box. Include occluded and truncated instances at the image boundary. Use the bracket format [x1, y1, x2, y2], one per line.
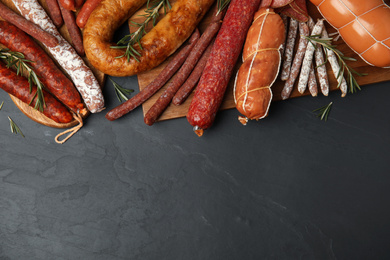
[76, 0, 102, 28]
[172, 42, 213, 106]
[144, 12, 225, 126]
[0, 2, 58, 47]
[281, 21, 309, 100]
[297, 19, 324, 94]
[12, 0, 105, 113]
[45, 0, 63, 28]
[58, 1, 84, 56]
[322, 27, 348, 97]
[279, 14, 288, 58]
[105, 29, 200, 121]
[308, 17, 329, 96]
[280, 17, 298, 81]
[308, 63, 318, 96]
[306, 17, 318, 97]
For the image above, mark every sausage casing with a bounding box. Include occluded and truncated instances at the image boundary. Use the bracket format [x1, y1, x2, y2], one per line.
[234, 8, 285, 122]
[310, 0, 390, 68]
[83, 0, 214, 77]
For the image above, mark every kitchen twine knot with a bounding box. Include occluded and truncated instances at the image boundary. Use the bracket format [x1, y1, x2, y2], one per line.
[55, 112, 83, 144]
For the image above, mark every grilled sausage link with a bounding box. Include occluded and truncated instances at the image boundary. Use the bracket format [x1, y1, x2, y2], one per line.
[83, 0, 215, 77]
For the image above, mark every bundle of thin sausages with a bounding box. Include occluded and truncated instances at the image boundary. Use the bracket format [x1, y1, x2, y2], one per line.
[280, 16, 348, 99]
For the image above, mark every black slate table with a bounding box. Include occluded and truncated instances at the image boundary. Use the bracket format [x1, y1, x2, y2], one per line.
[1, 74, 390, 259]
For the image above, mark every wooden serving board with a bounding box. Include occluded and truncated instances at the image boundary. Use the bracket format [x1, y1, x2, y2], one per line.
[137, 2, 390, 122]
[0, 0, 105, 128]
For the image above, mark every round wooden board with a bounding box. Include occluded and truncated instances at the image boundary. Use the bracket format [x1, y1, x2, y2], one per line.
[1, 0, 106, 129]
[9, 95, 89, 128]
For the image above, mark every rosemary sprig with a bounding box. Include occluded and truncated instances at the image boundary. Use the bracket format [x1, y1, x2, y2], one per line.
[305, 35, 367, 94]
[109, 78, 134, 102]
[8, 116, 24, 137]
[217, 0, 231, 14]
[0, 48, 45, 111]
[113, 0, 171, 61]
[313, 102, 333, 121]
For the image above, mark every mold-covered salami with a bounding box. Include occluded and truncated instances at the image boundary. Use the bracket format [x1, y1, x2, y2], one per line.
[11, 0, 105, 113]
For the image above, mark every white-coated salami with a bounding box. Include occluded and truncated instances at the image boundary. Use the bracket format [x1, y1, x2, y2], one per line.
[297, 18, 324, 94]
[281, 21, 309, 100]
[280, 17, 298, 81]
[322, 27, 348, 97]
[307, 16, 329, 96]
[11, 0, 105, 113]
[308, 63, 318, 96]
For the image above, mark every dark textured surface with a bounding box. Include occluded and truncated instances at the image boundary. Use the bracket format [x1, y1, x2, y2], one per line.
[1, 74, 390, 259]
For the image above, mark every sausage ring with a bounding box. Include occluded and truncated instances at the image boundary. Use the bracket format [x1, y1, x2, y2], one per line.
[83, 0, 215, 77]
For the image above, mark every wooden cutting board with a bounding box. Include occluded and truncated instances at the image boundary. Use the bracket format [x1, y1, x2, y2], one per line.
[0, 0, 105, 128]
[137, 2, 390, 122]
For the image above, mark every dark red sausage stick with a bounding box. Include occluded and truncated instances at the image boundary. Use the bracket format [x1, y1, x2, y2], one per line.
[58, 2, 85, 56]
[58, 0, 76, 10]
[187, 0, 262, 136]
[0, 62, 73, 124]
[105, 29, 200, 121]
[0, 2, 59, 47]
[0, 21, 85, 114]
[172, 42, 213, 106]
[76, 0, 102, 28]
[144, 16, 224, 126]
[45, 0, 64, 28]
[75, 0, 85, 8]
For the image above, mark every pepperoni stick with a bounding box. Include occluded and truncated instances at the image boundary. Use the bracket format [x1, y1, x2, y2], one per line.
[187, 0, 262, 136]
[297, 19, 324, 94]
[0, 21, 85, 114]
[322, 27, 348, 97]
[45, 0, 63, 28]
[281, 21, 309, 100]
[58, 1, 84, 56]
[12, 0, 105, 113]
[105, 29, 200, 121]
[172, 42, 213, 106]
[76, 0, 102, 29]
[0, 2, 58, 47]
[280, 18, 298, 81]
[0, 62, 73, 124]
[144, 9, 225, 126]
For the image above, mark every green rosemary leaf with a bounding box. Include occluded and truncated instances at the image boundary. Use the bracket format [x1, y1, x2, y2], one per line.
[313, 102, 333, 121]
[113, 0, 171, 61]
[8, 116, 24, 137]
[0, 47, 46, 111]
[217, 0, 231, 14]
[0, 101, 4, 110]
[109, 78, 134, 102]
